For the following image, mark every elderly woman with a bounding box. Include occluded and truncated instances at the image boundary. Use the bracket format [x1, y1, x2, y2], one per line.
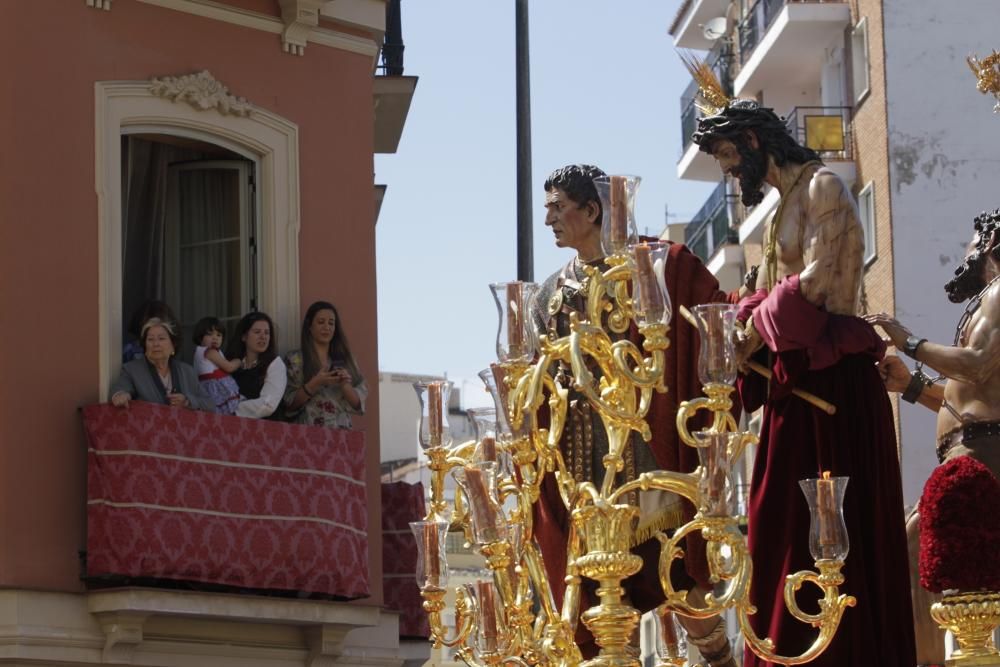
[228, 311, 287, 419]
[284, 301, 367, 429]
[110, 318, 214, 411]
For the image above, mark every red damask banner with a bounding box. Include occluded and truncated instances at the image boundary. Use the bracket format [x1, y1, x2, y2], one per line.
[83, 402, 370, 599]
[381, 481, 430, 638]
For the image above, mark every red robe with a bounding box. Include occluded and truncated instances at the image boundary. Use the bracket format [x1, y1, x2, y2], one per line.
[738, 276, 916, 667]
[532, 242, 733, 652]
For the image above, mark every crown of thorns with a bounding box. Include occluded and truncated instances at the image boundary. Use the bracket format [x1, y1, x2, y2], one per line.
[691, 99, 789, 148]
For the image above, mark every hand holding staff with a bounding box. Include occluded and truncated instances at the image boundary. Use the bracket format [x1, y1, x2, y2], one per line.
[678, 305, 837, 416]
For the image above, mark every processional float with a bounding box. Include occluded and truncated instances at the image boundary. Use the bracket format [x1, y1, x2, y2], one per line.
[408, 175, 854, 667]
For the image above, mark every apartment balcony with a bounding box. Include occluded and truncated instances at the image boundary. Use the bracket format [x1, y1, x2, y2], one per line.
[685, 181, 737, 262]
[374, 0, 417, 153]
[669, 0, 731, 50]
[684, 181, 745, 290]
[739, 105, 856, 245]
[677, 43, 734, 182]
[786, 105, 855, 167]
[734, 0, 850, 98]
[78, 401, 429, 664]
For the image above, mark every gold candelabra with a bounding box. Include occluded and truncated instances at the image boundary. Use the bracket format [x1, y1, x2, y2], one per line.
[409, 176, 853, 667]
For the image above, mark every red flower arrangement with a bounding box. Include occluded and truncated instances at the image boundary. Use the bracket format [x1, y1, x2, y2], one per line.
[919, 455, 1000, 593]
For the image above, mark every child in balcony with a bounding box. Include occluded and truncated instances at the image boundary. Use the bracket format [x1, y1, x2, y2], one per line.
[192, 316, 241, 416]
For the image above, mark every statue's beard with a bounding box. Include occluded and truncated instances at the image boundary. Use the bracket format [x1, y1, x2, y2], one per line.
[734, 142, 769, 208]
[945, 251, 987, 303]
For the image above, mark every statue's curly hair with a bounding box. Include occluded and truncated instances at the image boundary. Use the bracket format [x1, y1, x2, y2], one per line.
[945, 208, 1000, 302]
[543, 164, 607, 225]
[973, 208, 1000, 254]
[692, 99, 821, 167]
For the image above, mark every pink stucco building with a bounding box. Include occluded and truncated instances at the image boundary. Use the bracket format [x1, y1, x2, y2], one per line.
[0, 1, 420, 664]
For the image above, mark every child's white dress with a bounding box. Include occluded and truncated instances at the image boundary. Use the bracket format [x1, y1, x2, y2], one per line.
[194, 345, 241, 415]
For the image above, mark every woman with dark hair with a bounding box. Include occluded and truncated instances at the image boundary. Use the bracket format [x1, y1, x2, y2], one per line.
[284, 301, 366, 429]
[110, 318, 214, 411]
[228, 312, 287, 419]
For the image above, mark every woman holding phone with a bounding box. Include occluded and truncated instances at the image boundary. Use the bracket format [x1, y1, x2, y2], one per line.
[284, 301, 367, 429]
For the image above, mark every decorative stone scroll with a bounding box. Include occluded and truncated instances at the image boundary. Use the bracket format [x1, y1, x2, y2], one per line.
[149, 70, 252, 117]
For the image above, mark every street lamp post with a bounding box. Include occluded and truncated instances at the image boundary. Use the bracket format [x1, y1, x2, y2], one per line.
[515, 0, 533, 282]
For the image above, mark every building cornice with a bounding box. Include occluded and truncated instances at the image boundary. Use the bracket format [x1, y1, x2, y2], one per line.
[122, 0, 381, 58]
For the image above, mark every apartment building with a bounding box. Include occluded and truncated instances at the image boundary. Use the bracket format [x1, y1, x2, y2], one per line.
[669, 0, 1000, 505]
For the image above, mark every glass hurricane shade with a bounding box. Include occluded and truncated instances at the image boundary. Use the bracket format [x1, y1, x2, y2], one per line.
[593, 174, 641, 256]
[412, 380, 453, 449]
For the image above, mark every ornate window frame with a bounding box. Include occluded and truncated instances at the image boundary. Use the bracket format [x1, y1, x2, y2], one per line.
[95, 71, 301, 397]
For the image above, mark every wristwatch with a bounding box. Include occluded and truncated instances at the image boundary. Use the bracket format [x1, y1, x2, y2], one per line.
[902, 335, 927, 359]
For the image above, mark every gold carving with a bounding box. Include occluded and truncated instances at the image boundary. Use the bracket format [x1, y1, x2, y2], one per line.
[931, 591, 1000, 666]
[416, 247, 851, 667]
[968, 50, 1000, 113]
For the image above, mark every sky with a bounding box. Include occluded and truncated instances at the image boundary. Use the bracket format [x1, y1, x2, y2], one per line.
[374, 0, 717, 403]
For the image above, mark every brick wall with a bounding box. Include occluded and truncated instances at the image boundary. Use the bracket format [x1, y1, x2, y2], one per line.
[850, 0, 894, 318]
[849, 0, 901, 444]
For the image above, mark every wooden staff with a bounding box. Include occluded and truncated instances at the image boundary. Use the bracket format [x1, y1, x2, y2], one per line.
[678, 305, 837, 415]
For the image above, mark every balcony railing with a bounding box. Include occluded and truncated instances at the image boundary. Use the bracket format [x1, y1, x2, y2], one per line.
[784, 106, 853, 160]
[83, 402, 371, 599]
[738, 0, 845, 64]
[684, 180, 740, 262]
[679, 42, 734, 152]
[377, 0, 404, 75]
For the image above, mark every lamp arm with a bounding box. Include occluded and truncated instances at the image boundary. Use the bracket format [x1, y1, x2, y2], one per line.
[736, 560, 856, 665]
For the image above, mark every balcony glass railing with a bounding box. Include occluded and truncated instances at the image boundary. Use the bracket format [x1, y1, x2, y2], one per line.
[739, 0, 845, 64]
[680, 99, 700, 153]
[684, 180, 740, 262]
[784, 106, 853, 160]
[679, 42, 734, 152]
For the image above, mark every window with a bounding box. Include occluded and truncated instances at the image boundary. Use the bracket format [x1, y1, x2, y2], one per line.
[850, 18, 870, 104]
[122, 136, 257, 362]
[96, 77, 302, 398]
[858, 181, 876, 266]
[166, 160, 256, 359]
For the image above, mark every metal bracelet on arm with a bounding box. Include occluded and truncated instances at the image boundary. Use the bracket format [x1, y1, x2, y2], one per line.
[901, 366, 931, 404]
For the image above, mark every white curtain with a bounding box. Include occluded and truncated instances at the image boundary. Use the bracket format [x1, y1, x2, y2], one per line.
[175, 167, 242, 353]
[121, 137, 244, 361]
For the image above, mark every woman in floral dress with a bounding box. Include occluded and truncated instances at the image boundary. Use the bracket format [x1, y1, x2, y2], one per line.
[283, 301, 366, 429]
